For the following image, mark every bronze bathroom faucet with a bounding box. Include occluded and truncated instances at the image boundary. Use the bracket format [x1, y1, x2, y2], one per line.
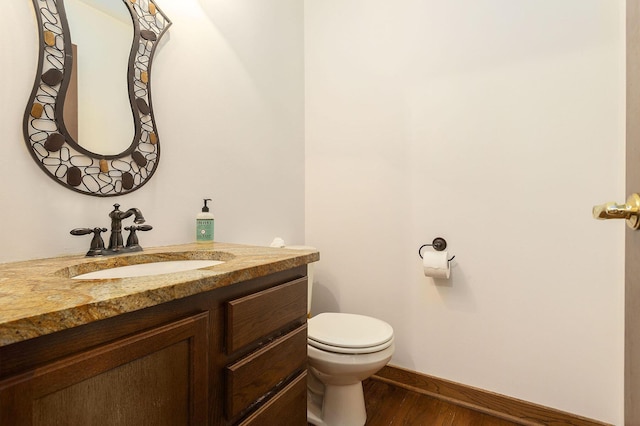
[71, 204, 153, 257]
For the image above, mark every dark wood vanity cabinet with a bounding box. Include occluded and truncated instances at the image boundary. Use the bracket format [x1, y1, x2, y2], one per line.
[0, 267, 308, 425]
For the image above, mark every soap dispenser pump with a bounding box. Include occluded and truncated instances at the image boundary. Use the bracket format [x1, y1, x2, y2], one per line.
[196, 199, 214, 243]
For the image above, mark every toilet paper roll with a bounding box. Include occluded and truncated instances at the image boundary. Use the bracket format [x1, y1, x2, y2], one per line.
[422, 250, 451, 279]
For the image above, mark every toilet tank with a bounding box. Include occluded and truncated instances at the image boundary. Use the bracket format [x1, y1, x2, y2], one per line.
[284, 245, 316, 316]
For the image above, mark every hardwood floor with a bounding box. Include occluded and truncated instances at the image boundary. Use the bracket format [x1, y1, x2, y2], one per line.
[362, 379, 520, 426]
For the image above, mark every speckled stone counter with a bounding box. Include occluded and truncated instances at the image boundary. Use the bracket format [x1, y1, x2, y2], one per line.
[0, 242, 319, 347]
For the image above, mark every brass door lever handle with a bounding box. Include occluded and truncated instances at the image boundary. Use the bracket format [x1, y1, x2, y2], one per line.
[592, 193, 640, 229]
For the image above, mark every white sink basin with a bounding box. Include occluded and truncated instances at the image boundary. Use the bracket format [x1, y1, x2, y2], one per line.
[72, 260, 225, 280]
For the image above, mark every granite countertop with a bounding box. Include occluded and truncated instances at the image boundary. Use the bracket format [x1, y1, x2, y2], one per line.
[0, 242, 319, 347]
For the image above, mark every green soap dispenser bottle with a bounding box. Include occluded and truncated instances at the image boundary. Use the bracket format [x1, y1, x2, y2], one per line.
[196, 199, 214, 243]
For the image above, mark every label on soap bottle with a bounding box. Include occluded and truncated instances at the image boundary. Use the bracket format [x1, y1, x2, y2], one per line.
[196, 219, 214, 242]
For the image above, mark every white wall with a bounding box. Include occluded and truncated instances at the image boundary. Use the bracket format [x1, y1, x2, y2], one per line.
[305, 0, 625, 423]
[0, 0, 304, 263]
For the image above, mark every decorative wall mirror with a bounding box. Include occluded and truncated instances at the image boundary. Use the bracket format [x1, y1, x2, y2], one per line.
[24, 0, 171, 196]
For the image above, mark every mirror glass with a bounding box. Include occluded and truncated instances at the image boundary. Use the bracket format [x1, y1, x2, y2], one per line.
[64, 0, 134, 155]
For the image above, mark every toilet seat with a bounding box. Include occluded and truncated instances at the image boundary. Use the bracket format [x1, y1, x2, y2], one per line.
[308, 313, 394, 354]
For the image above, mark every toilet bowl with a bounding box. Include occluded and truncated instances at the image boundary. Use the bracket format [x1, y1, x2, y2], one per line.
[306, 312, 395, 426]
[278, 241, 396, 426]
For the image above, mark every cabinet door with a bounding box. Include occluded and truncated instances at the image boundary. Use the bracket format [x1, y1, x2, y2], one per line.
[0, 312, 209, 426]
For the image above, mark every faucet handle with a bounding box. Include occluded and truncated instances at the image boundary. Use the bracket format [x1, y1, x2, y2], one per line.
[70, 227, 108, 257]
[70, 228, 93, 236]
[124, 225, 153, 249]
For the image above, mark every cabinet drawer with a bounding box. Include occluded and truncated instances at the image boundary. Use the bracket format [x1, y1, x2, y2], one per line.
[226, 324, 307, 419]
[238, 371, 307, 426]
[226, 278, 307, 353]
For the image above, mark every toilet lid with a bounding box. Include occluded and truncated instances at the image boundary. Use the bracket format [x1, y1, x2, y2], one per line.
[308, 313, 394, 353]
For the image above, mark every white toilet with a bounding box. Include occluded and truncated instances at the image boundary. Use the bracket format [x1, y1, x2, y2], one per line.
[307, 312, 395, 426]
[281, 243, 395, 426]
